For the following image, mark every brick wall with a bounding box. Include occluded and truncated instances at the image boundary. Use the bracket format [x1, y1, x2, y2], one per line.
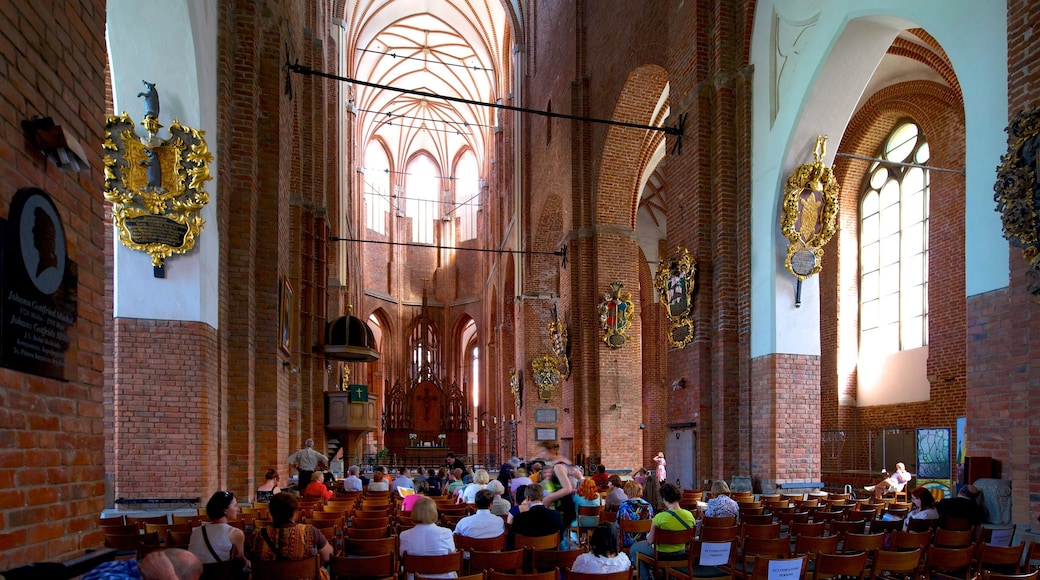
[0, 1, 108, 569]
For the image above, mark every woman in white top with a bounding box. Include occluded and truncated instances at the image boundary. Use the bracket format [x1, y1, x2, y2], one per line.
[399, 497, 458, 580]
[188, 491, 248, 566]
[458, 469, 490, 504]
[905, 486, 940, 528]
[571, 522, 632, 574]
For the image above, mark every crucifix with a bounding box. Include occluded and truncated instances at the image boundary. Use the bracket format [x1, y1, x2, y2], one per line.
[416, 386, 438, 421]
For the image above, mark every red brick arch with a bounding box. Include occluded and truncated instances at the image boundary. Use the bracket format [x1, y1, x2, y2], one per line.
[593, 64, 670, 229]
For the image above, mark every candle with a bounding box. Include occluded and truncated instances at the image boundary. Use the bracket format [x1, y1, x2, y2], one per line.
[511, 413, 514, 421]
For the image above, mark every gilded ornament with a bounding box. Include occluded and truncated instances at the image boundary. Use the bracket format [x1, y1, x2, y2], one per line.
[598, 282, 634, 348]
[781, 135, 839, 281]
[653, 247, 697, 348]
[994, 105, 1040, 301]
[531, 355, 561, 403]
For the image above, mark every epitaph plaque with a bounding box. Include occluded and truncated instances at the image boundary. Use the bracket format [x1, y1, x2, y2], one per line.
[1, 188, 78, 380]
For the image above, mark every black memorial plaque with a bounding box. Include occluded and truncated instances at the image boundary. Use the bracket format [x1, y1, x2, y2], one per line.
[125, 214, 190, 248]
[1, 188, 78, 380]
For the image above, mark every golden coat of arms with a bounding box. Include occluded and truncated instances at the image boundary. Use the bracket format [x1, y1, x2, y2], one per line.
[781, 135, 839, 282]
[598, 282, 634, 348]
[654, 246, 696, 348]
[103, 80, 212, 270]
[531, 355, 561, 403]
[547, 305, 571, 379]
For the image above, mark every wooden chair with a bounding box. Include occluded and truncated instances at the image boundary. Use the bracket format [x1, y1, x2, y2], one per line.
[812, 511, 845, 527]
[569, 570, 632, 580]
[907, 518, 940, 533]
[841, 532, 886, 554]
[733, 537, 792, 580]
[868, 520, 904, 535]
[514, 532, 561, 550]
[977, 526, 1016, 547]
[789, 521, 825, 540]
[454, 533, 507, 552]
[776, 511, 809, 528]
[812, 551, 869, 580]
[531, 548, 584, 573]
[402, 551, 464, 578]
[748, 555, 807, 580]
[166, 530, 192, 548]
[831, 520, 867, 539]
[981, 572, 1039, 580]
[145, 522, 192, 540]
[702, 525, 740, 542]
[793, 534, 840, 558]
[704, 516, 739, 528]
[105, 531, 159, 555]
[867, 548, 922, 580]
[329, 553, 396, 580]
[487, 570, 557, 580]
[1026, 540, 1040, 571]
[921, 545, 974, 580]
[672, 538, 739, 580]
[740, 507, 767, 518]
[172, 515, 202, 526]
[344, 536, 396, 557]
[470, 549, 524, 574]
[942, 517, 974, 532]
[347, 526, 391, 539]
[98, 515, 126, 527]
[846, 510, 877, 523]
[634, 527, 697, 580]
[353, 516, 391, 529]
[932, 528, 974, 548]
[890, 530, 932, 553]
[421, 574, 484, 580]
[126, 515, 170, 530]
[975, 542, 1027, 575]
[879, 508, 908, 521]
[100, 523, 141, 536]
[741, 523, 782, 541]
[743, 514, 775, 526]
[618, 518, 653, 548]
[251, 554, 322, 580]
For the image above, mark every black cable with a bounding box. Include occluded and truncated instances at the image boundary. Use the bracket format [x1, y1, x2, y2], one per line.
[332, 236, 564, 256]
[288, 63, 683, 138]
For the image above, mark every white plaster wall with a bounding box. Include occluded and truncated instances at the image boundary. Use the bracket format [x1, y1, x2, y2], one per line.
[749, 0, 1008, 358]
[106, 0, 219, 327]
[857, 346, 931, 406]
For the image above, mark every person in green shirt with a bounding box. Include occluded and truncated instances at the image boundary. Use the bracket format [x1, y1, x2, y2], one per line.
[629, 482, 695, 580]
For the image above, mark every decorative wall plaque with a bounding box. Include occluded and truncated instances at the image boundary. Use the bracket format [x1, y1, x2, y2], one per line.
[531, 354, 561, 402]
[994, 105, 1040, 301]
[509, 367, 522, 410]
[103, 80, 212, 270]
[547, 304, 571, 378]
[781, 135, 839, 304]
[598, 282, 634, 348]
[0, 188, 78, 380]
[654, 246, 697, 348]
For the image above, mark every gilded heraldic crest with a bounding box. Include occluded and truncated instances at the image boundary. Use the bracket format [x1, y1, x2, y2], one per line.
[104, 80, 213, 269]
[654, 246, 697, 349]
[547, 304, 571, 379]
[781, 135, 839, 282]
[531, 355, 561, 403]
[598, 282, 634, 348]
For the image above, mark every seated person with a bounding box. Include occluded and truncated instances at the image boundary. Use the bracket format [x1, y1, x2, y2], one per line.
[256, 469, 281, 503]
[486, 479, 512, 516]
[248, 492, 333, 580]
[455, 489, 506, 539]
[302, 471, 333, 500]
[616, 481, 653, 548]
[342, 465, 364, 493]
[865, 462, 912, 499]
[399, 497, 456, 580]
[592, 464, 610, 488]
[390, 467, 414, 494]
[508, 483, 563, 548]
[509, 467, 532, 498]
[906, 486, 939, 524]
[571, 522, 632, 574]
[936, 485, 984, 527]
[573, 477, 604, 528]
[704, 480, 739, 519]
[82, 547, 203, 580]
[368, 466, 390, 492]
[188, 491, 248, 566]
[458, 469, 491, 504]
[629, 483, 695, 580]
[604, 475, 629, 512]
[401, 478, 429, 512]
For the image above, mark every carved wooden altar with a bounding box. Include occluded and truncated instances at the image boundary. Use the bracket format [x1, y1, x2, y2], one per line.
[384, 365, 469, 462]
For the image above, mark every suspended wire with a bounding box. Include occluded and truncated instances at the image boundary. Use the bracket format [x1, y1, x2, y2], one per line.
[356, 46, 495, 73]
[359, 166, 481, 184]
[378, 119, 473, 136]
[354, 105, 497, 130]
[287, 63, 685, 142]
[333, 236, 564, 256]
[362, 185, 482, 209]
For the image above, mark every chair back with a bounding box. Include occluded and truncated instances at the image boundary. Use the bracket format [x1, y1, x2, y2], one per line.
[618, 519, 653, 546]
[487, 570, 558, 580]
[749, 555, 808, 580]
[454, 533, 507, 552]
[469, 549, 524, 574]
[703, 515, 738, 528]
[831, 520, 867, 539]
[700, 525, 740, 542]
[743, 514, 775, 526]
[251, 554, 322, 580]
[329, 553, 396, 580]
[402, 551, 464, 576]
[906, 517, 939, 533]
[166, 530, 192, 548]
[740, 507, 767, 517]
[812, 551, 868, 580]
[841, 532, 886, 554]
[514, 532, 560, 551]
[569, 571, 631, 580]
[742, 523, 782, 540]
[345, 536, 396, 556]
[530, 549, 584, 573]
[201, 560, 244, 580]
[867, 519, 903, 534]
[923, 545, 975, 580]
[977, 526, 1016, 547]
[742, 536, 792, 560]
[868, 548, 922, 580]
[577, 504, 603, 518]
[976, 542, 1027, 575]
[890, 530, 932, 551]
[933, 528, 974, 548]
[789, 521, 825, 539]
[981, 572, 1040, 580]
[943, 516, 973, 531]
[348, 526, 391, 539]
[98, 515, 126, 527]
[353, 516, 391, 529]
[126, 515, 170, 529]
[794, 534, 840, 557]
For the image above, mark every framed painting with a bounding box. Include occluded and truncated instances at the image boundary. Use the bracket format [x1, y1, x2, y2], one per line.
[279, 277, 293, 354]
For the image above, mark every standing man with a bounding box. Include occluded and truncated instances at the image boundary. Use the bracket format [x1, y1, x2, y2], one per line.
[288, 438, 328, 491]
[446, 451, 466, 473]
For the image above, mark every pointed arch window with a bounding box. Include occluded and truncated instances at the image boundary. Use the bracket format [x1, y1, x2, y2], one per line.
[406, 155, 439, 244]
[860, 121, 929, 356]
[410, 311, 441, 378]
[454, 152, 480, 242]
[363, 142, 391, 235]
